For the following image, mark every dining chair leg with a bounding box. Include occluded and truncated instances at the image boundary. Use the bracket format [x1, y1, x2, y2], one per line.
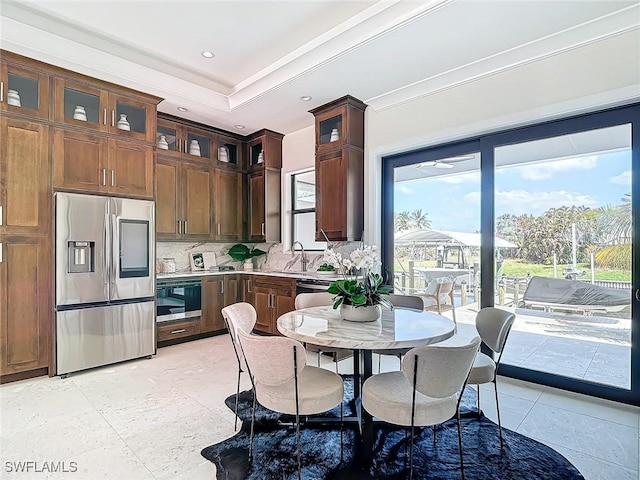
[477, 384, 481, 414]
[234, 369, 241, 431]
[249, 389, 257, 460]
[378, 353, 382, 373]
[433, 424, 437, 445]
[494, 380, 504, 449]
[339, 402, 344, 463]
[456, 412, 466, 480]
[293, 347, 302, 480]
[334, 353, 339, 374]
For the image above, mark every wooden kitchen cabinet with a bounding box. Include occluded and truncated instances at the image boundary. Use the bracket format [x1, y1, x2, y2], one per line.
[0, 235, 51, 377]
[157, 116, 218, 163]
[315, 147, 363, 242]
[156, 157, 214, 240]
[53, 77, 158, 143]
[214, 169, 243, 241]
[52, 128, 154, 198]
[1, 54, 50, 120]
[248, 168, 281, 243]
[251, 275, 296, 335]
[0, 117, 51, 236]
[310, 96, 366, 242]
[201, 274, 240, 333]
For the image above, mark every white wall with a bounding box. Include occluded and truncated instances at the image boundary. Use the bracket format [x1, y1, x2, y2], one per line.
[281, 125, 315, 247]
[281, 31, 640, 250]
[364, 31, 640, 249]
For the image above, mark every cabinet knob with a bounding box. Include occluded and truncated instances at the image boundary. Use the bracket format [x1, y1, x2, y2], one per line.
[261, 223, 265, 236]
[0, 243, 3, 263]
[171, 329, 186, 335]
[103, 108, 108, 125]
[0, 205, 3, 226]
[111, 110, 115, 127]
[0, 81, 4, 103]
[111, 170, 115, 187]
[102, 169, 107, 186]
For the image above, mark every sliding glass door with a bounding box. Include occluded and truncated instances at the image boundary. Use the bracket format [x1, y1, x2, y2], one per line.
[381, 103, 640, 405]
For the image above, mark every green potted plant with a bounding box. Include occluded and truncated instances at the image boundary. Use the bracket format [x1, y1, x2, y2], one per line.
[227, 244, 266, 271]
[324, 245, 392, 321]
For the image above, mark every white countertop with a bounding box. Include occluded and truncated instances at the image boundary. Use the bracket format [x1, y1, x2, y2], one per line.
[156, 270, 342, 281]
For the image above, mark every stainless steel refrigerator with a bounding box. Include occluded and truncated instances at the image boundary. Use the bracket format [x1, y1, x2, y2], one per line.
[55, 192, 155, 376]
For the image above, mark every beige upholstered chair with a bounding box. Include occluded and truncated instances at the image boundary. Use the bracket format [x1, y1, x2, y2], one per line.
[362, 336, 481, 480]
[295, 292, 348, 372]
[467, 307, 516, 449]
[221, 302, 257, 430]
[373, 294, 425, 372]
[420, 278, 457, 325]
[237, 328, 344, 478]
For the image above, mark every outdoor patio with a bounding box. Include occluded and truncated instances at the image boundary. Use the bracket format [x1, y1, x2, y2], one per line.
[452, 303, 631, 390]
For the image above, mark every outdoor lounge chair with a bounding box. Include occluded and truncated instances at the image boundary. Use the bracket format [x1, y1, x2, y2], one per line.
[521, 276, 630, 315]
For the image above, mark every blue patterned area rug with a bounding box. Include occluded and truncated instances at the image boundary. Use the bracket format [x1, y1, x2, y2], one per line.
[201, 376, 584, 480]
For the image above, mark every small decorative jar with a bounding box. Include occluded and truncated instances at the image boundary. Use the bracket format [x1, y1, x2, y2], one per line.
[257, 150, 264, 163]
[158, 134, 169, 150]
[218, 145, 229, 162]
[117, 114, 131, 131]
[189, 139, 201, 156]
[7, 89, 21, 107]
[330, 128, 340, 142]
[73, 105, 87, 121]
[160, 258, 176, 274]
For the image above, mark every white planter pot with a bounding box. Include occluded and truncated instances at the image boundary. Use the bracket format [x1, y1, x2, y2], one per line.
[340, 304, 381, 322]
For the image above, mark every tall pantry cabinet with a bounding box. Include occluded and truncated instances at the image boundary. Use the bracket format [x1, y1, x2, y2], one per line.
[0, 50, 161, 382]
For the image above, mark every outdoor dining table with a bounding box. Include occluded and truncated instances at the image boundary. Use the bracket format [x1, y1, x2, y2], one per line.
[277, 305, 456, 463]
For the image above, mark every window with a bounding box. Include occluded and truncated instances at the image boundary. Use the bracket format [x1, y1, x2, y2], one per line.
[291, 170, 325, 250]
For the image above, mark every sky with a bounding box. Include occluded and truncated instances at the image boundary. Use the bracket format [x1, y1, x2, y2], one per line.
[394, 150, 631, 233]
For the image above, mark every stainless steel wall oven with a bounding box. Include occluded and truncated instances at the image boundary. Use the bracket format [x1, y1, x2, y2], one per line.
[156, 277, 202, 323]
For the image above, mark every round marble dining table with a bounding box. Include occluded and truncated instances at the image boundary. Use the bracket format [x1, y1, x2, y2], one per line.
[277, 305, 456, 464]
[277, 305, 455, 351]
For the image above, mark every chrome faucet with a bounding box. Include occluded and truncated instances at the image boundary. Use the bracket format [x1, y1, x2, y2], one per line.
[291, 241, 307, 272]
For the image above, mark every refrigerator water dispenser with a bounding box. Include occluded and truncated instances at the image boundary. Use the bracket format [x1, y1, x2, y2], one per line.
[68, 241, 94, 273]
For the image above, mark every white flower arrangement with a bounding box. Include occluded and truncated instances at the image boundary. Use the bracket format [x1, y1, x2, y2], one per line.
[323, 244, 381, 275]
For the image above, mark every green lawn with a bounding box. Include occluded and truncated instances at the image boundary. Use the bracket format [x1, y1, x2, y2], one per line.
[394, 258, 631, 281]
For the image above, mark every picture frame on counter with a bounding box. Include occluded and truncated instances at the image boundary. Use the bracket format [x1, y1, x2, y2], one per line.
[189, 252, 205, 271]
[189, 251, 217, 271]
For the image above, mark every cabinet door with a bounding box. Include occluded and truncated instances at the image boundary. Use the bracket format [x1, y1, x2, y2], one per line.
[248, 171, 265, 242]
[1, 61, 50, 120]
[215, 169, 243, 241]
[273, 288, 295, 335]
[242, 275, 254, 305]
[184, 126, 215, 162]
[54, 78, 108, 132]
[156, 158, 181, 239]
[108, 94, 156, 143]
[0, 118, 50, 236]
[107, 139, 154, 198]
[183, 164, 213, 238]
[223, 274, 240, 309]
[253, 286, 272, 334]
[157, 118, 182, 157]
[315, 149, 355, 241]
[0, 236, 51, 375]
[201, 277, 225, 333]
[53, 128, 108, 193]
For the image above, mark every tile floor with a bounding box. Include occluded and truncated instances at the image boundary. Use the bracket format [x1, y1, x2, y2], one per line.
[1, 333, 638, 479]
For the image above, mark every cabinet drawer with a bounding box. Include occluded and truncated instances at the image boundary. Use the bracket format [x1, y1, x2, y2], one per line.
[157, 320, 200, 342]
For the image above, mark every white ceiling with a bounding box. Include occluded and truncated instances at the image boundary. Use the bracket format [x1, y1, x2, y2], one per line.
[1, 0, 638, 136]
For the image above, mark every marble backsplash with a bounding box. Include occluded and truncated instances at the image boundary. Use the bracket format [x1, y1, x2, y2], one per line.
[156, 241, 361, 273]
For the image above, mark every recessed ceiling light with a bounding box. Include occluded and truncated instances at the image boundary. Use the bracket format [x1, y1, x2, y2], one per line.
[235, 125, 245, 129]
[177, 106, 188, 112]
[300, 96, 312, 101]
[201, 51, 215, 58]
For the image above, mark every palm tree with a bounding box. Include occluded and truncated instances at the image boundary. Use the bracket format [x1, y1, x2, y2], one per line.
[596, 193, 631, 244]
[394, 211, 412, 232]
[409, 208, 431, 229]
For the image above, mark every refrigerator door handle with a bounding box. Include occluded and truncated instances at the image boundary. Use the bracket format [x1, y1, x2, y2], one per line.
[104, 213, 110, 286]
[111, 214, 119, 285]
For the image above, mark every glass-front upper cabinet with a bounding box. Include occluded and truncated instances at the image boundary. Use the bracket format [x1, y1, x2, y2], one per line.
[155, 117, 216, 162]
[310, 95, 366, 153]
[0, 62, 50, 119]
[54, 78, 155, 142]
[217, 134, 241, 168]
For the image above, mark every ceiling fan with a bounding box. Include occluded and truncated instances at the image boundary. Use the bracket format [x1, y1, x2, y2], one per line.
[417, 154, 476, 169]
